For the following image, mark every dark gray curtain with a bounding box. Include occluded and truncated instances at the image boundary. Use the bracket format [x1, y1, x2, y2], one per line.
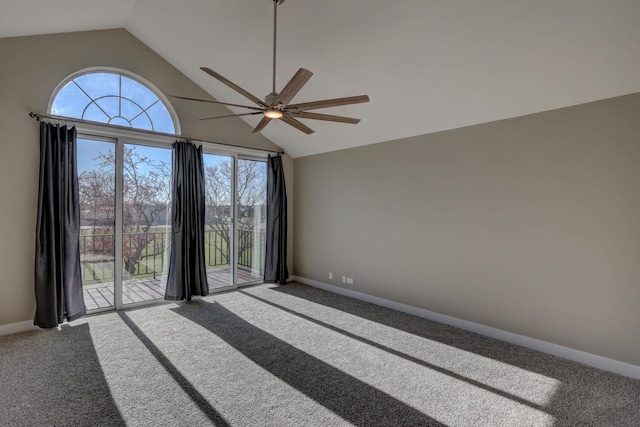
[264, 155, 289, 284]
[165, 141, 208, 301]
[34, 122, 86, 328]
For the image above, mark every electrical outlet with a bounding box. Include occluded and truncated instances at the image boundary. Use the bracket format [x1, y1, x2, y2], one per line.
[346, 277, 354, 284]
[342, 276, 346, 284]
[329, 272, 333, 280]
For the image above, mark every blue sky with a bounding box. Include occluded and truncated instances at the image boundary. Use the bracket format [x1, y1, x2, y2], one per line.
[77, 139, 231, 175]
[77, 139, 174, 174]
[52, 72, 175, 134]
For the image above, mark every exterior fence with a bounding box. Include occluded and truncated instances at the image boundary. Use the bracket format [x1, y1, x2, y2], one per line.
[80, 228, 265, 284]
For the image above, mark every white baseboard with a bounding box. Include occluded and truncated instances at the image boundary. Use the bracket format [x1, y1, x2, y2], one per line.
[290, 275, 640, 380]
[0, 320, 38, 337]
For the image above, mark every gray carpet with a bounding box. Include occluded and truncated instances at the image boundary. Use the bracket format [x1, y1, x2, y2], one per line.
[1, 282, 639, 426]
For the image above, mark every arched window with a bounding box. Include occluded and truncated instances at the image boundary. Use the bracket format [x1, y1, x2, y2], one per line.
[50, 68, 179, 134]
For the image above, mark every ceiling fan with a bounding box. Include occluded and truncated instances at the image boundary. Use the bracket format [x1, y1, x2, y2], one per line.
[171, 0, 369, 135]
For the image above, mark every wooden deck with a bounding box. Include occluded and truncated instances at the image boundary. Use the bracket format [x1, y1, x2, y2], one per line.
[83, 267, 262, 310]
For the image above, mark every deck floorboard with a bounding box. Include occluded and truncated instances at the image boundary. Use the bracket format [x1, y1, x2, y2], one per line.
[83, 267, 262, 310]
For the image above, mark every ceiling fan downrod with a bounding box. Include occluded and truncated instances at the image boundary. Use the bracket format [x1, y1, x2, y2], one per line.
[269, 0, 285, 104]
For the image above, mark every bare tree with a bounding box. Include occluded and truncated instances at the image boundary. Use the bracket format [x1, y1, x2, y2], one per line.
[79, 148, 264, 279]
[79, 169, 115, 231]
[81, 146, 172, 276]
[119, 146, 171, 276]
[79, 169, 115, 262]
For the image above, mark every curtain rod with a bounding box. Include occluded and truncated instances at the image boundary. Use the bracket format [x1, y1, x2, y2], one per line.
[28, 112, 285, 155]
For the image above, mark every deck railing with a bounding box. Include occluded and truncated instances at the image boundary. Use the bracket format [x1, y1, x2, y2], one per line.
[80, 228, 265, 284]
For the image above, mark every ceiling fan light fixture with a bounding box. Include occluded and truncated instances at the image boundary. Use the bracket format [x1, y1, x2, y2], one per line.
[265, 109, 284, 119]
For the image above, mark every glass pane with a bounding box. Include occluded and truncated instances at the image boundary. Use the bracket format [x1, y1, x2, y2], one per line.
[237, 159, 267, 285]
[203, 153, 234, 290]
[122, 144, 172, 304]
[95, 96, 120, 118]
[121, 76, 158, 109]
[78, 138, 116, 310]
[146, 101, 175, 134]
[130, 113, 153, 131]
[75, 73, 120, 99]
[120, 99, 144, 123]
[51, 82, 91, 118]
[83, 102, 110, 123]
[109, 117, 131, 127]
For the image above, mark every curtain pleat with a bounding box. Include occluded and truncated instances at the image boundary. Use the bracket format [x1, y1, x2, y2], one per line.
[34, 122, 86, 328]
[165, 142, 208, 301]
[264, 155, 289, 285]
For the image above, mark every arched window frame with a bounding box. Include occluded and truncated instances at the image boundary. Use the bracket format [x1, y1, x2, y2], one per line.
[48, 66, 181, 135]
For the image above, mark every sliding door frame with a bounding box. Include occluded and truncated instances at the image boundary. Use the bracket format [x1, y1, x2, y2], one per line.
[77, 121, 269, 310]
[235, 154, 269, 288]
[201, 148, 237, 291]
[200, 149, 269, 291]
[79, 127, 174, 311]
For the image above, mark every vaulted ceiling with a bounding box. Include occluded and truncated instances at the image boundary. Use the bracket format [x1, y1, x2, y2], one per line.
[2, 0, 640, 157]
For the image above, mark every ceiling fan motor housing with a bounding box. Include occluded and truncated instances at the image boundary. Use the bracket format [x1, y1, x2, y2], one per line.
[265, 92, 280, 106]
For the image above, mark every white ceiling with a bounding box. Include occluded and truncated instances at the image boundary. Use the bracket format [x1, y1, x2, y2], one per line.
[2, 0, 640, 158]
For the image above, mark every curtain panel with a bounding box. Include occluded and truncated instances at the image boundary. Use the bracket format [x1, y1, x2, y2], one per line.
[264, 155, 289, 284]
[165, 141, 209, 301]
[34, 122, 86, 328]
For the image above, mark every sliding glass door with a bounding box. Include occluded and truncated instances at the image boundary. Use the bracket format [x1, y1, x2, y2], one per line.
[236, 158, 267, 285]
[203, 153, 235, 290]
[202, 153, 267, 288]
[78, 138, 173, 310]
[78, 138, 116, 310]
[78, 138, 267, 312]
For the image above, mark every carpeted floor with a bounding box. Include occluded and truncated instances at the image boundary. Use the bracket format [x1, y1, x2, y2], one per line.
[1, 282, 639, 426]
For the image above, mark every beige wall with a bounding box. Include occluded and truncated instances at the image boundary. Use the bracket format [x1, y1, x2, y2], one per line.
[0, 29, 292, 326]
[294, 92, 640, 366]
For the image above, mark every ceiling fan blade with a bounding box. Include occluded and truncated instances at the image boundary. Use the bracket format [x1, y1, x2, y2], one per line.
[292, 111, 361, 124]
[198, 112, 264, 121]
[201, 67, 268, 108]
[281, 116, 315, 135]
[169, 95, 264, 111]
[287, 95, 370, 112]
[273, 68, 313, 107]
[252, 116, 272, 133]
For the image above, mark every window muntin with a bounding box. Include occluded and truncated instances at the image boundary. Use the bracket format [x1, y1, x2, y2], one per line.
[51, 70, 177, 134]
